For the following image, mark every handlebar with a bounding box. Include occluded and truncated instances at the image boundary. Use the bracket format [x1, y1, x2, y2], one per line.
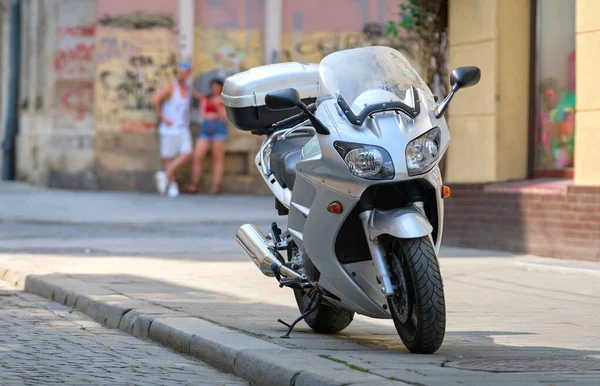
[250, 104, 318, 136]
[271, 103, 316, 131]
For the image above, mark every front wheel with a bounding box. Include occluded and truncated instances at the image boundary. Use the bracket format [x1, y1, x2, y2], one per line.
[387, 236, 446, 354]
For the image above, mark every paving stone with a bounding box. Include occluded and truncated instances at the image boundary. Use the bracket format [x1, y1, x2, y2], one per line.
[3, 219, 600, 385]
[0, 284, 247, 385]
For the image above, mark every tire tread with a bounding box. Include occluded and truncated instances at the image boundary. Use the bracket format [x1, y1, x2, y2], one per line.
[390, 237, 446, 354]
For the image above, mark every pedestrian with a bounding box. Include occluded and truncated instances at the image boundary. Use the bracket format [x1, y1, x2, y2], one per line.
[186, 79, 228, 195]
[152, 62, 202, 197]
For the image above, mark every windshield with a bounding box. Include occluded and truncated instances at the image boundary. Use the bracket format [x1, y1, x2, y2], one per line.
[318, 46, 433, 116]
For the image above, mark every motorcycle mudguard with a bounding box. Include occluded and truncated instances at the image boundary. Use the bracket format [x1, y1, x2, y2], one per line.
[364, 206, 433, 240]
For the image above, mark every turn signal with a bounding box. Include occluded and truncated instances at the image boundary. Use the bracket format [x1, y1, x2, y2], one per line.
[328, 201, 343, 214]
[442, 185, 451, 199]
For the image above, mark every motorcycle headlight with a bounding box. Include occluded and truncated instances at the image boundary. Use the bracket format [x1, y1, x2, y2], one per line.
[406, 127, 441, 176]
[334, 142, 394, 180]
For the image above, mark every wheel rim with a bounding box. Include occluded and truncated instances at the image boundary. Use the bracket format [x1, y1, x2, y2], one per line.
[388, 241, 418, 342]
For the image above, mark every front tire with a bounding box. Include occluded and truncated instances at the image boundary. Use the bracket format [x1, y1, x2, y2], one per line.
[293, 289, 354, 334]
[387, 236, 445, 354]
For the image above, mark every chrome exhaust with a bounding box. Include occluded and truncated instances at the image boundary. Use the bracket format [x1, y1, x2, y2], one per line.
[236, 224, 300, 278]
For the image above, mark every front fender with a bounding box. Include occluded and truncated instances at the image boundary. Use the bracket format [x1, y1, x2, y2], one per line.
[363, 206, 433, 240]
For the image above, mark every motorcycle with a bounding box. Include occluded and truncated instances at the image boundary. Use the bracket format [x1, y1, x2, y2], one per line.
[222, 46, 480, 354]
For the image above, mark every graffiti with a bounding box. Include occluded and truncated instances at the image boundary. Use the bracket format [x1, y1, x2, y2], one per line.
[118, 119, 156, 133]
[192, 28, 262, 94]
[96, 36, 137, 64]
[54, 16, 96, 128]
[98, 12, 175, 30]
[191, 1, 264, 94]
[213, 47, 246, 70]
[54, 43, 95, 76]
[279, 1, 415, 64]
[57, 81, 94, 122]
[285, 33, 362, 61]
[282, 22, 415, 63]
[95, 25, 178, 132]
[130, 55, 156, 67]
[98, 53, 177, 110]
[55, 20, 96, 79]
[57, 24, 96, 38]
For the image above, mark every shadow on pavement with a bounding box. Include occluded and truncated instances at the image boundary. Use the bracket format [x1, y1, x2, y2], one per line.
[25, 272, 600, 364]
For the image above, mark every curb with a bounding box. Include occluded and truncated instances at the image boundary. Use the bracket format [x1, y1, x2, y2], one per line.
[0, 268, 402, 386]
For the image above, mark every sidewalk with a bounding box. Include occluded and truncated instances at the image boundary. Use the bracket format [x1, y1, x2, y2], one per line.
[2, 250, 600, 385]
[0, 182, 274, 225]
[1, 182, 600, 385]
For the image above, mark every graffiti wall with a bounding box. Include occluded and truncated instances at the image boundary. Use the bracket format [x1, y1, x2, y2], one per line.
[192, 0, 264, 94]
[54, 0, 97, 129]
[281, 0, 414, 64]
[94, 2, 178, 133]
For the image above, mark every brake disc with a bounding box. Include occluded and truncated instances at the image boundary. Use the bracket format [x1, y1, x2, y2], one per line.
[389, 253, 409, 323]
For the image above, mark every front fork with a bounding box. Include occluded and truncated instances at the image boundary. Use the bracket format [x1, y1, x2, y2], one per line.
[359, 202, 434, 297]
[359, 211, 395, 297]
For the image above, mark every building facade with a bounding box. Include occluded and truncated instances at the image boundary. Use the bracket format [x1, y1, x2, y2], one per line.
[443, 0, 600, 260]
[4, 0, 411, 193]
[1, 0, 598, 259]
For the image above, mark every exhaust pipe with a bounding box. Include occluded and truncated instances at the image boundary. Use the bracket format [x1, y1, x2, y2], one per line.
[236, 224, 300, 278]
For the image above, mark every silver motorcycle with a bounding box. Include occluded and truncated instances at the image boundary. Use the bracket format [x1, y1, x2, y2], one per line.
[222, 46, 480, 354]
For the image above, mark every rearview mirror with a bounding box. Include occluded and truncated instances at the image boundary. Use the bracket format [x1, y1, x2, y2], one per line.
[265, 88, 300, 111]
[450, 66, 481, 89]
[435, 66, 481, 118]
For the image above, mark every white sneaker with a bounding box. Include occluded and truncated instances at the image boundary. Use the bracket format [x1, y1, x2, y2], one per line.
[167, 182, 180, 198]
[155, 171, 168, 195]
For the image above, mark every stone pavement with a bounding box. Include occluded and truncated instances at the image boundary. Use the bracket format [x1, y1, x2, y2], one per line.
[1, 241, 600, 384]
[0, 280, 246, 386]
[1, 183, 600, 385]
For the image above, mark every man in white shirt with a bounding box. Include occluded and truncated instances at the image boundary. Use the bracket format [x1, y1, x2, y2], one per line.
[152, 62, 202, 197]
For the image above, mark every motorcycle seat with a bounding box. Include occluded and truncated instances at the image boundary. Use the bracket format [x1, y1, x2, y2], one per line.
[269, 134, 312, 190]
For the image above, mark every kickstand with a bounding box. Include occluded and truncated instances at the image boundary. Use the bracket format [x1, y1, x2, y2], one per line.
[277, 290, 323, 339]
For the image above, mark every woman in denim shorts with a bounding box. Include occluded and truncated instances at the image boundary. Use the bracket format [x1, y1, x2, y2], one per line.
[188, 79, 228, 194]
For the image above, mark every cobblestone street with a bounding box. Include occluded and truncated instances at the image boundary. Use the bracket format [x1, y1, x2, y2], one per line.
[0, 280, 246, 386]
[1, 186, 600, 385]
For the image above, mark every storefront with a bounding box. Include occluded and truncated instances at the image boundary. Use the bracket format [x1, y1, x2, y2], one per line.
[444, 0, 600, 261]
[531, 0, 576, 178]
